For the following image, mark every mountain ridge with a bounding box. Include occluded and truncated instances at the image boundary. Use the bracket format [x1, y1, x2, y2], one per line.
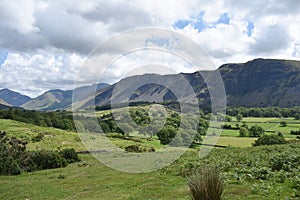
[3, 58, 300, 110]
[0, 88, 31, 107]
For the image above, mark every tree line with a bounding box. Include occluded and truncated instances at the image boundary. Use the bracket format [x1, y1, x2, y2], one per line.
[0, 108, 75, 131]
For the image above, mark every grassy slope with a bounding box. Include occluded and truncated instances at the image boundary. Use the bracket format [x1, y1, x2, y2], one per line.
[0, 119, 84, 151]
[1, 118, 300, 199]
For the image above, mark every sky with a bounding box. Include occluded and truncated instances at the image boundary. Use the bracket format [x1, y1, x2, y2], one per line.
[0, 0, 300, 97]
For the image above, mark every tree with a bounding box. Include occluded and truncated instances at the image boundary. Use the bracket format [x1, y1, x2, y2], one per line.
[225, 115, 232, 122]
[294, 113, 300, 120]
[249, 125, 265, 137]
[239, 127, 248, 137]
[157, 127, 177, 145]
[253, 135, 287, 146]
[280, 121, 287, 127]
[236, 114, 243, 122]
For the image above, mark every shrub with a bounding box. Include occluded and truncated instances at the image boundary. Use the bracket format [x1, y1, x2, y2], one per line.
[249, 125, 265, 137]
[270, 154, 300, 171]
[125, 144, 155, 153]
[30, 150, 67, 170]
[250, 167, 272, 180]
[157, 127, 177, 145]
[253, 135, 287, 146]
[0, 156, 22, 175]
[0, 131, 28, 175]
[32, 132, 44, 142]
[291, 130, 300, 135]
[239, 127, 249, 137]
[188, 165, 224, 200]
[60, 148, 80, 163]
[280, 121, 287, 127]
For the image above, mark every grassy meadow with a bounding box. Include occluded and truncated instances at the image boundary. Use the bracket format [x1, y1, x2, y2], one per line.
[1, 114, 300, 200]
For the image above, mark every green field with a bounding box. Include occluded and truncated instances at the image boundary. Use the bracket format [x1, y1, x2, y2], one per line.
[1, 118, 300, 199]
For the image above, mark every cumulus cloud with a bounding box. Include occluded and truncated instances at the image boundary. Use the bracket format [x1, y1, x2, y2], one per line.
[0, 50, 84, 97]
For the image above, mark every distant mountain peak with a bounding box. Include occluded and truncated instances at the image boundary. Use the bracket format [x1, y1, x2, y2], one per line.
[0, 88, 31, 107]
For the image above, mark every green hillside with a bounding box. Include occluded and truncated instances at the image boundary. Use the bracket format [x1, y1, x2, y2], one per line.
[0, 119, 84, 151]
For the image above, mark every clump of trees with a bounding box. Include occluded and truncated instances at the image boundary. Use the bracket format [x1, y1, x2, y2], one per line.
[227, 107, 300, 118]
[239, 124, 265, 137]
[0, 131, 80, 175]
[253, 135, 288, 146]
[99, 109, 207, 147]
[125, 144, 155, 153]
[291, 130, 300, 135]
[0, 108, 75, 131]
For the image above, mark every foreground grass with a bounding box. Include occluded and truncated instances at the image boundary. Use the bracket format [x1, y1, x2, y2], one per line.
[1, 144, 300, 200]
[0, 154, 189, 200]
[1, 118, 300, 199]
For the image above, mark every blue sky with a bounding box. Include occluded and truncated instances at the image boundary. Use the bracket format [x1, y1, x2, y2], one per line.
[0, 49, 8, 66]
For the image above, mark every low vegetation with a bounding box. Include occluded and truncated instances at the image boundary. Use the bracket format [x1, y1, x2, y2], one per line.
[0, 131, 80, 175]
[1, 105, 300, 199]
[188, 165, 224, 200]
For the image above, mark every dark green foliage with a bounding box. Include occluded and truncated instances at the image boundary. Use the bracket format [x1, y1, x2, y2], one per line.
[291, 130, 300, 135]
[125, 144, 155, 153]
[227, 107, 300, 118]
[157, 127, 177, 145]
[280, 121, 287, 127]
[253, 135, 287, 146]
[0, 131, 27, 175]
[30, 150, 67, 170]
[221, 124, 239, 130]
[239, 127, 249, 137]
[270, 154, 300, 171]
[249, 125, 265, 137]
[225, 115, 232, 122]
[0, 109, 75, 131]
[188, 165, 224, 200]
[236, 114, 243, 122]
[0, 131, 79, 175]
[32, 132, 44, 142]
[294, 113, 300, 120]
[60, 148, 80, 163]
[129, 108, 150, 126]
[0, 156, 22, 175]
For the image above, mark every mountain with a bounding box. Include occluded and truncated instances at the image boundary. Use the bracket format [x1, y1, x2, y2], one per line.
[219, 59, 300, 107]
[78, 59, 300, 109]
[0, 89, 31, 107]
[22, 83, 109, 111]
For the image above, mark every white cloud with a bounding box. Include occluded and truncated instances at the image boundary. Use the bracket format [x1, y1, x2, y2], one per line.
[0, 0, 300, 96]
[0, 50, 84, 97]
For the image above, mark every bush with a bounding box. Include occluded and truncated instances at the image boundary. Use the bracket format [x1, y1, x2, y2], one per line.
[0, 156, 22, 175]
[0, 131, 28, 175]
[280, 121, 287, 127]
[32, 132, 44, 142]
[30, 150, 68, 170]
[157, 127, 177, 145]
[270, 154, 300, 171]
[239, 127, 249, 137]
[188, 165, 224, 200]
[249, 125, 265, 137]
[253, 135, 287, 146]
[60, 148, 80, 163]
[125, 144, 155, 153]
[0, 131, 80, 175]
[291, 130, 300, 135]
